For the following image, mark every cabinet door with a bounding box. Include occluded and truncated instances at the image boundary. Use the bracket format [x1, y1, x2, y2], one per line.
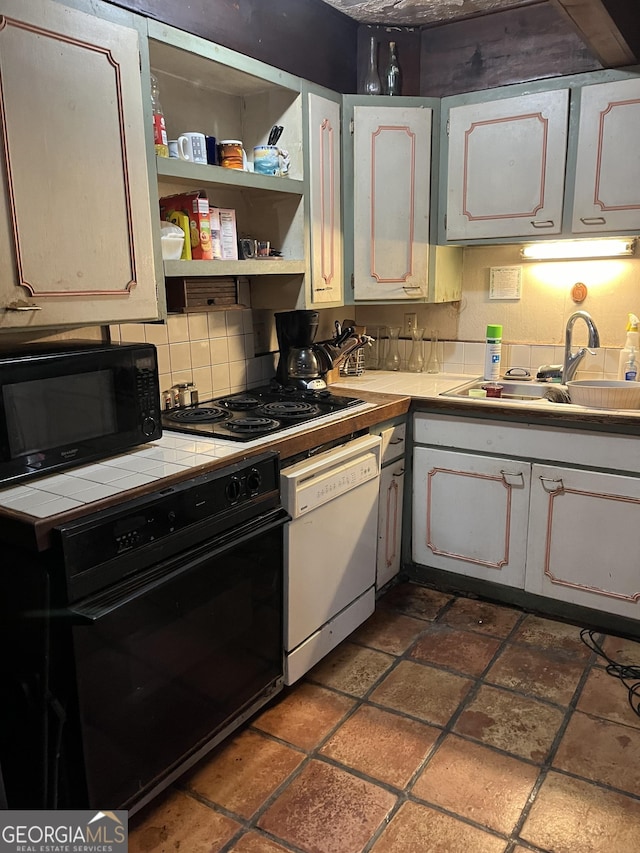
[307, 93, 343, 306]
[572, 78, 640, 233]
[353, 105, 431, 300]
[0, 0, 158, 329]
[412, 447, 531, 587]
[446, 90, 569, 239]
[377, 462, 405, 590]
[526, 464, 640, 619]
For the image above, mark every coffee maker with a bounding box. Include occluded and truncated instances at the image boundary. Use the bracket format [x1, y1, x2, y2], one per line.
[275, 310, 328, 390]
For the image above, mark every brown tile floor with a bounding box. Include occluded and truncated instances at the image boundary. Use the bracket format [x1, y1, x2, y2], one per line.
[129, 582, 640, 853]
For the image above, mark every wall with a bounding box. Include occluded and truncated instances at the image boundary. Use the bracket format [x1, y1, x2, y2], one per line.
[349, 246, 640, 380]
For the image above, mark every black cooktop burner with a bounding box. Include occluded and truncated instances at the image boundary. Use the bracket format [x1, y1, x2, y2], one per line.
[258, 401, 319, 419]
[217, 394, 260, 411]
[160, 383, 364, 442]
[166, 406, 229, 423]
[226, 416, 280, 434]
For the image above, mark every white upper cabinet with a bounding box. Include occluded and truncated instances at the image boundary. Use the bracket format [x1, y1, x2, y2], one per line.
[0, 0, 159, 330]
[306, 91, 343, 306]
[571, 77, 640, 233]
[445, 90, 569, 240]
[353, 104, 432, 300]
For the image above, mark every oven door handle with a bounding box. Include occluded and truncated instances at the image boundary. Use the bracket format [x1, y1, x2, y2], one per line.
[66, 507, 290, 624]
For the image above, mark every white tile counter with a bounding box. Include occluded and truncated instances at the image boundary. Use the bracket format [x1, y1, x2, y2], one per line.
[0, 403, 377, 520]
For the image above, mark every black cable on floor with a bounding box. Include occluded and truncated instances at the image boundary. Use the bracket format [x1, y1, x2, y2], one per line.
[580, 628, 640, 718]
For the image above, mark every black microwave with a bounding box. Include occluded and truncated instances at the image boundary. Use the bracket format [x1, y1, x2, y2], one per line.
[0, 340, 161, 486]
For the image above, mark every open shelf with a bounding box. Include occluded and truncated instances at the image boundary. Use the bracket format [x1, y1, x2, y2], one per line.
[156, 157, 304, 195]
[163, 259, 307, 277]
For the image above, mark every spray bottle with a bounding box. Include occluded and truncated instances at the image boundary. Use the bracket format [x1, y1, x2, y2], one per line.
[617, 314, 640, 380]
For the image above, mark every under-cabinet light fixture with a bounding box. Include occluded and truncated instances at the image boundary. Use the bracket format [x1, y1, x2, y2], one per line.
[521, 238, 637, 261]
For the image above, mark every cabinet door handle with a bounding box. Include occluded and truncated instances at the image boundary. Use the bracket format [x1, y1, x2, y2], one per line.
[389, 438, 404, 445]
[5, 301, 42, 311]
[580, 216, 606, 225]
[402, 286, 423, 294]
[530, 220, 555, 228]
[500, 470, 524, 486]
[539, 476, 564, 493]
[393, 468, 405, 477]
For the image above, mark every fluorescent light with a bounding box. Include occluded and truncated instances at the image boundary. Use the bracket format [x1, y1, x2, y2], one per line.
[521, 238, 636, 261]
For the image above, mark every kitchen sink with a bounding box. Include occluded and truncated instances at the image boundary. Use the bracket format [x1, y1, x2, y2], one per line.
[441, 379, 568, 403]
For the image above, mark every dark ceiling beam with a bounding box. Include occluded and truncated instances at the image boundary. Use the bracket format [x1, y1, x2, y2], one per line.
[550, 0, 637, 66]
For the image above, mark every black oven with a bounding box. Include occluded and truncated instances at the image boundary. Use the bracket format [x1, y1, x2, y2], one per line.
[0, 339, 161, 486]
[0, 452, 288, 813]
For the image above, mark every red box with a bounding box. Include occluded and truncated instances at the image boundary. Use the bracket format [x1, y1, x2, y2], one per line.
[160, 191, 213, 260]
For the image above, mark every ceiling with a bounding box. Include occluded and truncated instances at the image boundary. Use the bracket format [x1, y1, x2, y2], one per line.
[315, 0, 638, 67]
[316, 0, 543, 26]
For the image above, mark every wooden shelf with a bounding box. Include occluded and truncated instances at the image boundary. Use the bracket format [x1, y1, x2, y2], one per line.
[163, 258, 306, 277]
[156, 157, 304, 195]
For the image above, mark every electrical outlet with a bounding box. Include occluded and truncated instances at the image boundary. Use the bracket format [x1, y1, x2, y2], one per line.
[404, 313, 417, 336]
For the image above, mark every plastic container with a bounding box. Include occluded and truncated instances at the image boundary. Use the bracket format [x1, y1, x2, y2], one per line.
[484, 324, 502, 381]
[617, 314, 640, 380]
[160, 222, 185, 260]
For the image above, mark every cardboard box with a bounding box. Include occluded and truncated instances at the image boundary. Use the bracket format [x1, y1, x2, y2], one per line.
[160, 191, 213, 260]
[211, 207, 238, 260]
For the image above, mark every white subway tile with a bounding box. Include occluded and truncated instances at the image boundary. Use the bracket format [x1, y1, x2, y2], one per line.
[169, 341, 191, 372]
[145, 322, 169, 346]
[167, 314, 189, 343]
[190, 339, 211, 369]
[227, 335, 246, 362]
[207, 312, 227, 339]
[225, 310, 244, 336]
[156, 344, 171, 375]
[210, 338, 229, 365]
[187, 313, 209, 341]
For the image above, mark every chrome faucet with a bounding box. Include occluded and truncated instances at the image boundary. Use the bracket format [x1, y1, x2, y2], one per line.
[563, 311, 600, 384]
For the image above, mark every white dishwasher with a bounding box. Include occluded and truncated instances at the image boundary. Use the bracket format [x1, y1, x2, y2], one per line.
[280, 433, 382, 685]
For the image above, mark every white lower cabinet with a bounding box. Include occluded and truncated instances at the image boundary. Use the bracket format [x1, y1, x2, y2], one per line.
[375, 421, 406, 590]
[377, 462, 405, 589]
[412, 413, 640, 621]
[526, 464, 640, 620]
[412, 447, 530, 588]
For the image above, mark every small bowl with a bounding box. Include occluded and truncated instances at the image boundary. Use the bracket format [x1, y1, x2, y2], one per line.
[567, 379, 640, 409]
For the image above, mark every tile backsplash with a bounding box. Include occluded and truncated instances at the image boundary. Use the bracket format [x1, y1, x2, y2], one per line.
[382, 338, 622, 381]
[110, 309, 275, 402]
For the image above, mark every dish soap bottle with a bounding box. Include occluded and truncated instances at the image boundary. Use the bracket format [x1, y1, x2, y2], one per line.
[624, 346, 638, 381]
[617, 313, 640, 379]
[484, 324, 502, 381]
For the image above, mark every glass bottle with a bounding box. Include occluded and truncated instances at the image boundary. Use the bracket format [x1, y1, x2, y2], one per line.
[425, 329, 441, 374]
[150, 73, 169, 158]
[408, 327, 424, 373]
[384, 326, 401, 371]
[383, 41, 401, 96]
[363, 36, 382, 96]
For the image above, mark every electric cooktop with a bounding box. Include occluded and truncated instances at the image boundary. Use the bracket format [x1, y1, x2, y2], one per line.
[161, 384, 364, 442]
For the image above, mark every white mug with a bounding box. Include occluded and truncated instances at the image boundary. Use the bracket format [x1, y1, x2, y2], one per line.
[177, 132, 207, 165]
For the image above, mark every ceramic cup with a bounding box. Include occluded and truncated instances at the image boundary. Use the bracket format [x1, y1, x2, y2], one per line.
[219, 140, 247, 170]
[253, 145, 290, 177]
[177, 132, 207, 164]
[168, 139, 180, 159]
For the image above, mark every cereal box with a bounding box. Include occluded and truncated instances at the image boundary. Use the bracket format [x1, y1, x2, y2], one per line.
[160, 191, 213, 260]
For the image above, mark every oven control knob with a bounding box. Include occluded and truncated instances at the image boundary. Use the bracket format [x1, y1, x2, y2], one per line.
[246, 468, 262, 494]
[226, 476, 242, 503]
[142, 416, 157, 436]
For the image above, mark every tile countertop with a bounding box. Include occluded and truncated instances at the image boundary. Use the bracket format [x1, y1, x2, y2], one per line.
[0, 388, 411, 551]
[331, 371, 640, 434]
